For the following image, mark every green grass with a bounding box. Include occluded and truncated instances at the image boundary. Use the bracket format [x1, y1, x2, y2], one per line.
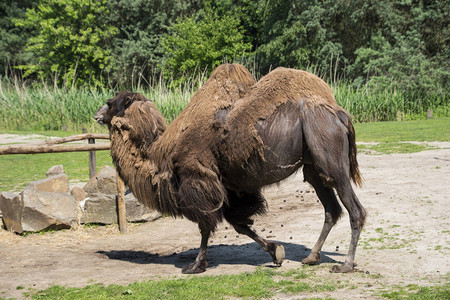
[359, 226, 422, 250]
[26, 267, 341, 300]
[0, 150, 113, 192]
[333, 82, 449, 123]
[357, 142, 436, 154]
[353, 117, 450, 142]
[0, 78, 193, 131]
[18, 268, 450, 299]
[354, 117, 449, 154]
[380, 283, 450, 299]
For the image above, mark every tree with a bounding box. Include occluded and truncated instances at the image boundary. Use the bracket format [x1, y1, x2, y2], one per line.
[348, 0, 449, 93]
[105, 0, 198, 87]
[160, 7, 252, 83]
[0, 1, 36, 77]
[15, 0, 117, 86]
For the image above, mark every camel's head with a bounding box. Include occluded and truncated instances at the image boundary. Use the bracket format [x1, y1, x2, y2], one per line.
[95, 91, 147, 128]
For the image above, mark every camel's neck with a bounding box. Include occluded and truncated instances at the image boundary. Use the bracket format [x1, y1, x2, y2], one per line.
[108, 101, 180, 217]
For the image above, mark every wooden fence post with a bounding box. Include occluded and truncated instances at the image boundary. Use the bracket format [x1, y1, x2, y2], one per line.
[88, 137, 96, 179]
[82, 128, 97, 179]
[116, 172, 127, 234]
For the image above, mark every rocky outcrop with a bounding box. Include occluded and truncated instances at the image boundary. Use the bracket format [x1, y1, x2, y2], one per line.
[46, 165, 65, 177]
[0, 165, 161, 234]
[80, 193, 161, 224]
[83, 165, 116, 195]
[0, 192, 22, 233]
[80, 165, 161, 224]
[25, 173, 69, 194]
[0, 166, 77, 234]
[70, 186, 87, 202]
[20, 188, 78, 232]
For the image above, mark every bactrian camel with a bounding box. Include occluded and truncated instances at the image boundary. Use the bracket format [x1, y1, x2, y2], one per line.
[95, 63, 366, 274]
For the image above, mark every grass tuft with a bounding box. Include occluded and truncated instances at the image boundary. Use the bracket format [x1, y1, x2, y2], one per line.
[27, 268, 342, 299]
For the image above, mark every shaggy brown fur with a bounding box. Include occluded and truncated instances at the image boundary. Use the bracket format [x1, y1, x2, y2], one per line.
[217, 67, 366, 273]
[96, 64, 366, 274]
[96, 64, 256, 228]
[221, 67, 362, 187]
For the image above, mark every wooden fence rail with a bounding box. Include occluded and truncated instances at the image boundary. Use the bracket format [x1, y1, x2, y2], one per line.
[0, 134, 110, 155]
[0, 133, 127, 233]
[0, 143, 110, 155]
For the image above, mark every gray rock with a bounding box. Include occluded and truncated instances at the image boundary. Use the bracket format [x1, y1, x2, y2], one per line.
[83, 166, 117, 195]
[46, 165, 65, 177]
[0, 189, 77, 234]
[25, 173, 69, 193]
[71, 186, 87, 202]
[21, 188, 78, 233]
[80, 193, 161, 224]
[0, 192, 22, 233]
[125, 193, 162, 223]
[79, 194, 116, 224]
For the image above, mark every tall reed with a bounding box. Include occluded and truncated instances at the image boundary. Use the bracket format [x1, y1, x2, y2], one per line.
[0, 71, 448, 132]
[332, 81, 449, 122]
[0, 75, 200, 131]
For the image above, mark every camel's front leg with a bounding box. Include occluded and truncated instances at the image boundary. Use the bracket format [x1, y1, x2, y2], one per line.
[182, 224, 211, 274]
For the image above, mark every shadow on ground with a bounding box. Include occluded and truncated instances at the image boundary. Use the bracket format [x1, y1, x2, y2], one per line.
[97, 241, 345, 271]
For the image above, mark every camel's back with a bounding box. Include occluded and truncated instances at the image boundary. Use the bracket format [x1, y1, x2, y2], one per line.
[221, 67, 338, 170]
[237, 67, 335, 112]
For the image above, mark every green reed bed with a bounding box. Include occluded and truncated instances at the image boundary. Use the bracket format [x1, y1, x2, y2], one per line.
[0, 76, 448, 131]
[0, 80, 111, 131]
[0, 79, 194, 131]
[333, 82, 449, 122]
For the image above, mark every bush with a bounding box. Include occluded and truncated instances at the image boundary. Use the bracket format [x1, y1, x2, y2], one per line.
[14, 0, 117, 87]
[160, 7, 252, 84]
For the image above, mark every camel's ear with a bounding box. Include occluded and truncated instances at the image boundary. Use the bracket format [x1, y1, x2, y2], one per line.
[123, 94, 134, 110]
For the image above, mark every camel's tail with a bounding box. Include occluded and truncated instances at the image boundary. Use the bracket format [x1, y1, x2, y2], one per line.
[337, 110, 363, 187]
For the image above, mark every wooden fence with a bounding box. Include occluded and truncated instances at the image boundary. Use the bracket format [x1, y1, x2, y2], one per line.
[0, 133, 127, 233]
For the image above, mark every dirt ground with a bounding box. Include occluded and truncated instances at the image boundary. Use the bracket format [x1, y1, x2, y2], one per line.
[0, 136, 449, 299]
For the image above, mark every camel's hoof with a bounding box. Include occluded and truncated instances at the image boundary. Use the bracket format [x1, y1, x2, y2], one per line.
[181, 260, 207, 274]
[331, 264, 354, 273]
[301, 252, 320, 265]
[269, 243, 285, 267]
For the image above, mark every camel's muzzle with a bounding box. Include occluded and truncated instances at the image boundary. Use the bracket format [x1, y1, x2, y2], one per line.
[95, 104, 108, 125]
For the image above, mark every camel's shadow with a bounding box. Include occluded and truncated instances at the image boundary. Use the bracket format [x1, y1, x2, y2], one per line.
[97, 242, 344, 270]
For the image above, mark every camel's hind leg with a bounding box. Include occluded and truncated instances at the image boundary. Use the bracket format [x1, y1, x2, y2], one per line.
[301, 112, 366, 272]
[302, 164, 343, 265]
[303, 158, 365, 273]
[332, 177, 366, 273]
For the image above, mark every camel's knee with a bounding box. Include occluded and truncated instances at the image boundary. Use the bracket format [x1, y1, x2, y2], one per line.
[325, 210, 342, 226]
[350, 207, 367, 230]
[336, 182, 366, 230]
[232, 223, 251, 235]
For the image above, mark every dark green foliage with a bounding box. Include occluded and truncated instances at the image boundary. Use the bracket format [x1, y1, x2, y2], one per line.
[14, 0, 118, 87]
[105, 0, 198, 88]
[0, 0, 36, 76]
[348, 0, 449, 94]
[160, 5, 252, 84]
[0, 0, 448, 122]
